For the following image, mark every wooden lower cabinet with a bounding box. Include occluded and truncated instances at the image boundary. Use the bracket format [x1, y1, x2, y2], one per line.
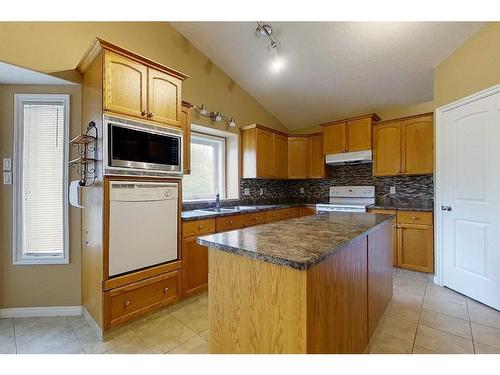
[104, 270, 181, 329]
[182, 237, 209, 297]
[300, 206, 316, 217]
[368, 209, 434, 273]
[397, 223, 434, 273]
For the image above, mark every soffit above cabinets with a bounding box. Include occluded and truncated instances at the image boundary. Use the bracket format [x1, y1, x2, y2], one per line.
[0, 60, 76, 85]
[171, 22, 484, 130]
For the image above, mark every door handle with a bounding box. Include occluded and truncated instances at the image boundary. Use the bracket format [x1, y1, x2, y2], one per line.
[441, 205, 452, 211]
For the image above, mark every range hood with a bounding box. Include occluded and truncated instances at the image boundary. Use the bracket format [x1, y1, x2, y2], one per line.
[325, 150, 372, 165]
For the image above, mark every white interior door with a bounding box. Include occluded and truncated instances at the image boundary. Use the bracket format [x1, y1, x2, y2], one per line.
[438, 89, 500, 310]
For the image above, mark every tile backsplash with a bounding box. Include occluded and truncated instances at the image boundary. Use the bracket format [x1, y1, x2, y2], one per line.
[183, 163, 433, 210]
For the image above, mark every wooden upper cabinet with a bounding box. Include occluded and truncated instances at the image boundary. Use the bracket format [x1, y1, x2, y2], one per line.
[346, 118, 372, 152]
[103, 51, 147, 118]
[273, 133, 288, 179]
[401, 115, 433, 175]
[373, 113, 434, 177]
[308, 133, 325, 179]
[147, 68, 182, 127]
[180, 101, 193, 174]
[241, 125, 288, 179]
[322, 123, 345, 154]
[288, 136, 309, 179]
[322, 114, 380, 155]
[78, 39, 188, 128]
[373, 122, 402, 176]
[256, 128, 275, 178]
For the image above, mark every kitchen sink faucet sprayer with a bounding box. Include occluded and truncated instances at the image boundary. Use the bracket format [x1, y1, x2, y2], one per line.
[215, 193, 221, 211]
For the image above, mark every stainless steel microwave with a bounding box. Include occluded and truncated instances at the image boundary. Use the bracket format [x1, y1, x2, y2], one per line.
[103, 115, 183, 177]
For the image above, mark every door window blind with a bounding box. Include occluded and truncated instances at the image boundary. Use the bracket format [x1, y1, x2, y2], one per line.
[14, 94, 69, 264]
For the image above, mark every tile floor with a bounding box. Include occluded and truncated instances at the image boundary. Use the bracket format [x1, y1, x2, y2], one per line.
[1, 269, 500, 354]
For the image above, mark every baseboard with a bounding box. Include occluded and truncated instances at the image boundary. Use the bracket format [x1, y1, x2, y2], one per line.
[82, 307, 103, 339]
[0, 305, 83, 318]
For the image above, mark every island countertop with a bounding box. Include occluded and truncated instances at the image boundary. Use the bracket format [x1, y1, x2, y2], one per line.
[197, 212, 393, 270]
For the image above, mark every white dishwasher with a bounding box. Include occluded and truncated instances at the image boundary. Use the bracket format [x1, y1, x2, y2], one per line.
[108, 181, 178, 277]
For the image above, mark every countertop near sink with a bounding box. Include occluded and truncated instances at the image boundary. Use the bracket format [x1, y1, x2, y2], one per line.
[181, 203, 316, 221]
[367, 198, 434, 212]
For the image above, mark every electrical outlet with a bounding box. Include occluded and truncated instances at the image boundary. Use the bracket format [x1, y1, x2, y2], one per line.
[299, 187, 305, 194]
[389, 186, 396, 195]
[259, 188, 264, 196]
[243, 188, 250, 196]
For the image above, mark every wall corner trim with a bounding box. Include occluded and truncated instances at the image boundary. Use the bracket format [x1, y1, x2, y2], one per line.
[0, 305, 83, 318]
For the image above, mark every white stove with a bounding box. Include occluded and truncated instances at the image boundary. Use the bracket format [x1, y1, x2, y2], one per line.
[316, 186, 375, 213]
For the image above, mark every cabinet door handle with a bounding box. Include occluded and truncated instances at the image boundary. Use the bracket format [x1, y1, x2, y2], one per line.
[441, 205, 452, 211]
[147, 112, 154, 118]
[411, 216, 418, 220]
[141, 110, 146, 116]
[163, 287, 169, 294]
[229, 220, 233, 225]
[198, 225, 204, 230]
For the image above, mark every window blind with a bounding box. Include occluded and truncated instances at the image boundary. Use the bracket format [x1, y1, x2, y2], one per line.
[22, 102, 65, 256]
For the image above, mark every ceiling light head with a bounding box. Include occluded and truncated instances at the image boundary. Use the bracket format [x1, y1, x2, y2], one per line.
[198, 104, 208, 115]
[210, 112, 222, 122]
[255, 24, 272, 38]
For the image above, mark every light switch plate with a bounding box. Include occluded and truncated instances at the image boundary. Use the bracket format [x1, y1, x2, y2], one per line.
[389, 186, 396, 195]
[243, 188, 250, 196]
[3, 157, 12, 171]
[300, 187, 305, 194]
[3, 172, 12, 185]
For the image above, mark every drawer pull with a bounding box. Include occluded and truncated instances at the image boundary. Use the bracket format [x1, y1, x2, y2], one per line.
[198, 225, 204, 230]
[411, 216, 418, 220]
[229, 220, 233, 224]
[124, 300, 131, 308]
[163, 287, 169, 294]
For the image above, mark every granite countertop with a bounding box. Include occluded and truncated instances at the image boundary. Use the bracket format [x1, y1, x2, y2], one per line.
[197, 212, 393, 270]
[181, 203, 317, 221]
[367, 198, 434, 212]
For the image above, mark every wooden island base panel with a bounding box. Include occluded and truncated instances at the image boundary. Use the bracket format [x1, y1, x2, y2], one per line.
[199, 213, 393, 354]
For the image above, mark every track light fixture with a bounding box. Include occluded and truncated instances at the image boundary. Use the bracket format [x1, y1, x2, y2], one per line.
[255, 22, 280, 55]
[193, 104, 236, 128]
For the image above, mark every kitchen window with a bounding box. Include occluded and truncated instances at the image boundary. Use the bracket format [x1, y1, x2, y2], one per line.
[183, 132, 226, 201]
[13, 94, 70, 265]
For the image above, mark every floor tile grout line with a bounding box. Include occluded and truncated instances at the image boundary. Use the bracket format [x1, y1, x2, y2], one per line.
[12, 318, 18, 354]
[163, 311, 205, 354]
[410, 276, 427, 354]
[66, 316, 87, 354]
[465, 298, 476, 354]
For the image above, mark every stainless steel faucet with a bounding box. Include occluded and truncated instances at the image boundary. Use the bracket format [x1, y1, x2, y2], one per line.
[214, 193, 221, 211]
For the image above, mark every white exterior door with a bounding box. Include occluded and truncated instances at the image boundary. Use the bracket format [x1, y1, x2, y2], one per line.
[438, 89, 500, 310]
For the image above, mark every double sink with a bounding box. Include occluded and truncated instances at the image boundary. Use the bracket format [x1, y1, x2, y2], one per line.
[196, 206, 259, 214]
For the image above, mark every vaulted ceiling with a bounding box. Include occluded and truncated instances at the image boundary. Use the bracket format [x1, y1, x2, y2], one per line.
[172, 22, 484, 130]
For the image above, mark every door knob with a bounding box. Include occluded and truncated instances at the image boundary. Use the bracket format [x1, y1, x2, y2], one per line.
[441, 205, 452, 211]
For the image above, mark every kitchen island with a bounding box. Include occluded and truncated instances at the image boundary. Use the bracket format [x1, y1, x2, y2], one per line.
[197, 212, 394, 354]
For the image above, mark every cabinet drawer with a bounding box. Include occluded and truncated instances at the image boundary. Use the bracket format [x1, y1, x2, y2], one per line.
[299, 206, 316, 217]
[216, 215, 247, 232]
[241, 212, 267, 227]
[182, 219, 216, 238]
[367, 209, 397, 216]
[106, 271, 181, 328]
[279, 208, 292, 220]
[266, 209, 282, 223]
[397, 211, 433, 225]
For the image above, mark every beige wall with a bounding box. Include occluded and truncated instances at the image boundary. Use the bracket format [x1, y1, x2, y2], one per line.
[0, 22, 287, 133]
[0, 22, 289, 309]
[290, 100, 434, 134]
[0, 84, 82, 308]
[434, 22, 500, 108]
